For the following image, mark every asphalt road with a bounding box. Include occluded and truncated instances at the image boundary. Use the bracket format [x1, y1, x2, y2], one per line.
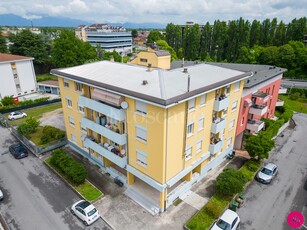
[0, 126, 111, 230]
[237, 113, 307, 230]
[281, 79, 307, 89]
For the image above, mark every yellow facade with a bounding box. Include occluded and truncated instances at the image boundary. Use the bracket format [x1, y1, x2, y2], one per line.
[128, 51, 171, 70]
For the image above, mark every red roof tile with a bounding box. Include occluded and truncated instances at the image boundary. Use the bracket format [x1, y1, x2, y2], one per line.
[0, 53, 33, 62]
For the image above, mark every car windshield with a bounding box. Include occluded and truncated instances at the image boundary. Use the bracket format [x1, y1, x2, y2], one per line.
[216, 219, 231, 230]
[14, 146, 25, 152]
[87, 208, 97, 217]
[261, 167, 273, 175]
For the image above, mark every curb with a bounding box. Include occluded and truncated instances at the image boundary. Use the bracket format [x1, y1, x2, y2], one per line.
[0, 213, 9, 230]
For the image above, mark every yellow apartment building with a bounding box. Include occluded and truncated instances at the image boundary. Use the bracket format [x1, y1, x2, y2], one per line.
[51, 60, 251, 214]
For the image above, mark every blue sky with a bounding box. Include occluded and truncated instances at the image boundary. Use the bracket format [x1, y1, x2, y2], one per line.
[0, 0, 306, 24]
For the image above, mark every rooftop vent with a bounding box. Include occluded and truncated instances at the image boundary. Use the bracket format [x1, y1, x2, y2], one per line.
[147, 63, 152, 72]
[183, 68, 188, 73]
[142, 80, 148, 85]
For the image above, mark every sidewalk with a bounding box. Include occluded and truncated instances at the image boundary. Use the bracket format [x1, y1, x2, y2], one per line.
[63, 146, 247, 230]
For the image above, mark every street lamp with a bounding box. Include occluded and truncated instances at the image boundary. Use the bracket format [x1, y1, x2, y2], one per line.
[215, 45, 219, 62]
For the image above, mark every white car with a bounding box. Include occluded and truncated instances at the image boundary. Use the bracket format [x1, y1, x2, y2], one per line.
[210, 209, 240, 230]
[0, 188, 3, 201]
[8, 111, 27, 120]
[71, 200, 100, 226]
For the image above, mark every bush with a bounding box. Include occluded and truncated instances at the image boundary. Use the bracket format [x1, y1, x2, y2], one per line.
[244, 160, 260, 172]
[216, 168, 246, 196]
[40, 126, 66, 144]
[17, 117, 40, 135]
[289, 92, 300, 100]
[49, 149, 87, 184]
[1, 96, 14, 106]
[204, 201, 222, 219]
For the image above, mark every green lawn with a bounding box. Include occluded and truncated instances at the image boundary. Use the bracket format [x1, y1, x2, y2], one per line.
[36, 74, 58, 82]
[45, 158, 103, 202]
[279, 95, 307, 114]
[5, 103, 62, 126]
[26, 126, 44, 146]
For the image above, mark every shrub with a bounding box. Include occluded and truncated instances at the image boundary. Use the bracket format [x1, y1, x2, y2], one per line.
[17, 117, 40, 135]
[289, 92, 300, 100]
[40, 126, 66, 144]
[216, 168, 246, 196]
[49, 149, 87, 184]
[204, 201, 222, 219]
[1, 96, 14, 106]
[244, 160, 261, 172]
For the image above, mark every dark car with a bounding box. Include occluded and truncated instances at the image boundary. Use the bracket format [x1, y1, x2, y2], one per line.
[9, 144, 28, 159]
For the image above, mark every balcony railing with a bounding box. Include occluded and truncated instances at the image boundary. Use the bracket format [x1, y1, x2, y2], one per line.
[213, 96, 230, 112]
[249, 105, 268, 116]
[209, 140, 223, 155]
[252, 91, 270, 104]
[276, 99, 284, 107]
[79, 95, 125, 121]
[246, 119, 265, 133]
[83, 137, 127, 168]
[278, 87, 287, 94]
[81, 117, 127, 145]
[211, 118, 226, 134]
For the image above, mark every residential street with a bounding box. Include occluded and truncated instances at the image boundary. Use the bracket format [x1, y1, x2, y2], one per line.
[237, 113, 307, 230]
[0, 126, 111, 230]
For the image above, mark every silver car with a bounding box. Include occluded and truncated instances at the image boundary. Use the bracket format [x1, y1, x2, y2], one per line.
[8, 111, 27, 120]
[256, 163, 278, 184]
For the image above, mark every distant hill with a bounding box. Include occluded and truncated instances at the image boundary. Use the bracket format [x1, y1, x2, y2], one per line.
[0, 14, 166, 29]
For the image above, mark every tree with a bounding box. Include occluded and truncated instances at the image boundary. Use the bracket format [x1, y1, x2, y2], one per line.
[250, 20, 261, 47]
[216, 168, 247, 195]
[1, 96, 14, 106]
[165, 23, 182, 53]
[183, 24, 201, 60]
[210, 20, 228, 61]
[155, 40, 178, 60]
[258, 46, 279, 65]
[17, 117, 40, 136]
[274, 20, 286, 46]
[277, 44, 295, 68]
[51, 30, 97, 68]
[0, 33, 7, 53]
[200, 22, 212, 60]
[131, 29, 138, 38]
[260, 19, 272, 46]
[147, 30, 164, 44]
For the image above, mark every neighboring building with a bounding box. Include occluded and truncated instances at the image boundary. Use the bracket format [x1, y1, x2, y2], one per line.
[75, 24, 132, 53]
[38, 80, 60, 95]
[51, 59, 250, 214]
[133, 31, 149, 46]
[0, 53, 37, 99]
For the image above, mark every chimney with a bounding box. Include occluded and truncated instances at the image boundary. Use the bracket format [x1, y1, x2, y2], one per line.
[147, 63, 152, 72]
[183, 67, 188, 73]
[181, 58, 185, 67]
[110, 55, 114, 62]
[142, 80, 148, 85]
[187, 75, 191, 92]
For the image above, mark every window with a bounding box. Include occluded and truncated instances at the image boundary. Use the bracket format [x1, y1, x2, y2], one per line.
[80, 122, 87, 133]
[75, 82, 82, 92]
[196, 140, 202, 153]
[16, 84, 21, 89]
[225, 85, 230, 94]
[241, 117, 245, 126]
[187, 123, 194, 136]
[232, 100, 238, 111]
[136, 125, 147, 142]
[198, 117, 204, 131]
[64, 79, 69, 88]
[69, 115, 75, 126]
[229, 119, 235, 130]
[223, 109, 228, 116]
[140, 58, 148, 63]
[185, 146, 192, 160]
[66, 98, 72, 108]
[136, 150, 147, 167]
[14, 74, 18, 79]
[234, 82, 240, 91]
[227, 137, 232, 147]
[188, 99, 195, 110]
[136, 101, 147, 115]
[71, 133, 76, 142]
[78, 105, 85, 113]
[200, 95, 206, 106]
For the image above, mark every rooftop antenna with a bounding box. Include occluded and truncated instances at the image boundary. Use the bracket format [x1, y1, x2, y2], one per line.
[181, 58, 185, 67]
[187, 75, 191, 92]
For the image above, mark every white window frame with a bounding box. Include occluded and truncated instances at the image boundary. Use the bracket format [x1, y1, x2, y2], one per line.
[229, 119, 235, 130]
[187, 122, 194, 137]
[75, 82, 82, 92]
[80, 122, 87, 133]
[196, 140, 202, 153]
[136, 101, 147, 115]
[200, 95, 206, 106]
[198, 117, 204, 131]
[225, 85, 230, 94]
[232, 100, 238, 111]
[71, 132, 76, 142]
[69, 115, 75, 126]
[136, 125, 147, 142]
[234, 81, 240, 91]
[64, 79, 69, 88]
[136, 149, 147, 167]
[66, 98, 72, 108]
[188, 98, 195, 110]
[78, 104, 85, 113]
[227, 137, 232, 147]
[185, 146, 192, 160]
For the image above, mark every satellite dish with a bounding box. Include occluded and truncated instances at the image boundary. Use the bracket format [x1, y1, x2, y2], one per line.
[121, 101, 128, 109]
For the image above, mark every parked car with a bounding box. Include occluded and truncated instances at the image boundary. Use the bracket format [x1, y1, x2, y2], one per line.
[210, 209, 240, 230]
[0, 188, 3, 201]
[9, 144, 29, 159]
[255, 163, 278, 184]
[8, 111, 27, 120]
[71, 200, 100, 226]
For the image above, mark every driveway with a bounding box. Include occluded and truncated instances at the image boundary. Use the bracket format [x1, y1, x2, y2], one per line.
[39, 107, 65, 131]
[237, 113, 307, 230]
[0, 126, 111, 230]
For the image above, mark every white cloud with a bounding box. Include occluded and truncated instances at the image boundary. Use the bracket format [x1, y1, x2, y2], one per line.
[0, 0, 306, 24]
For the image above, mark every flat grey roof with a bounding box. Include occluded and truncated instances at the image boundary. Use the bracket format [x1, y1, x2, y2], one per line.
[171, 61, 287, 88]
[51, 61, 250, 106]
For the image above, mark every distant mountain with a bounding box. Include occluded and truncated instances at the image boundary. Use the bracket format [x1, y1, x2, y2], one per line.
[0, 14, 166, 29]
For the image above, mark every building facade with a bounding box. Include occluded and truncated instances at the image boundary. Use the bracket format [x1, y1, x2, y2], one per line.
[0, 53, 37, 99]
[52, 60, 250, 214]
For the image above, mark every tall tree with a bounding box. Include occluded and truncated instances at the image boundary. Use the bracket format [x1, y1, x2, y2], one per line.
[183, 24, 201, 60]
[269, 18, 278, 46]
[260, 19, 271, 46]
[131, 29, 138, 38]
[257, 46, 279, 65]
[274, 20, 286, 46]
[51, 30, 97, 68]
[0, 33, 7, 53]
[286, 17, 307, 42]
[165, 23, 182, 53]
[200, 22, 212, 60]
[249, 20, 261, 47]
[210, 20, 228, 61]
[147, 30, 165, 44]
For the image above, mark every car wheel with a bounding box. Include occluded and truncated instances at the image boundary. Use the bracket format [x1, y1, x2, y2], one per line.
[23, 115, 26, 118]
[83, 220, 89, 226]
[71, 209, 75, 215]
[11, 118, 15, 120]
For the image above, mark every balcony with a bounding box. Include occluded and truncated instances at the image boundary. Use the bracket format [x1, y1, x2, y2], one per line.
[276, 99, 284, 107]
[81, 117, 127, 145]
[213, 96, 230, 112]
[252, 91, 270, 104]
[83, 137, 127, 168]
[279, 87, 287, 94]
[209, 140, 223, 155]
[79, 95, 125, 121]
[246, 119, 265, 133]
[249, 105, 268, 116]
[211, 118, 226, 134]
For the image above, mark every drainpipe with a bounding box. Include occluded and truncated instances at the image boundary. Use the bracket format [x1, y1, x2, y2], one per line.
[164, 108, 169, 211]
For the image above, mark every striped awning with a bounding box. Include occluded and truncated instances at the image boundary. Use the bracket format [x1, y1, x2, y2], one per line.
[92, 88, 124, 107]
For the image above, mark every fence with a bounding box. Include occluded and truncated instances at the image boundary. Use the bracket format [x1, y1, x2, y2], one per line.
[0, 98, 61, 114]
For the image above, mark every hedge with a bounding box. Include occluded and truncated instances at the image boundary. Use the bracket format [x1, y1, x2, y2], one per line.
[49, 149, 87, 184]
[40, 126, 66, 144]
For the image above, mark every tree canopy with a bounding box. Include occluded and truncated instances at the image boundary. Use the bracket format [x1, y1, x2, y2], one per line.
[147, 30, 165, 44]
[0, 33, 7, 53]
